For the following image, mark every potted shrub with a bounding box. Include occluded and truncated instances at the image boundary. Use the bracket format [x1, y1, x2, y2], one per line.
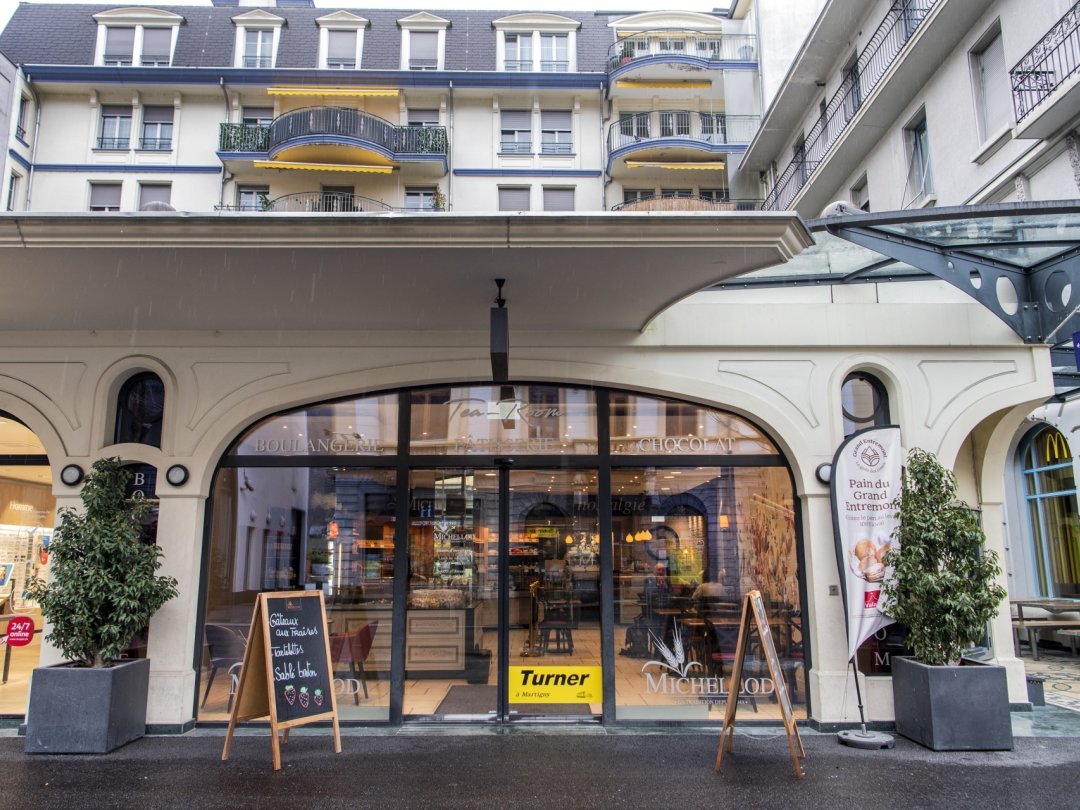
[879, 448, 1012, 751]
[24, 458, 178, 753]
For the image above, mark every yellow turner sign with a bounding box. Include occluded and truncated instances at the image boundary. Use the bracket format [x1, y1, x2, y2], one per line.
[509, 666, 602, 703]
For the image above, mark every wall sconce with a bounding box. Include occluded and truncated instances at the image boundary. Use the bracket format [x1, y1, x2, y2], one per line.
[719, 515, 730, 529]
[165, 464, 189, 486]
[60, 464, 84, 486]
[815, 462, 833, 485]
[564, 534, 575, 545]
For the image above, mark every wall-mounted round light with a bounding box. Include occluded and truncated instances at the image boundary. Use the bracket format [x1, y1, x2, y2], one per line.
[815, 462, 833, 485]
[165, 464, 189, 486]
[60, 464, 84, 486]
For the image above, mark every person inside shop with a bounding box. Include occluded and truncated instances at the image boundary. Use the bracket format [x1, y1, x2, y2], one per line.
[692, 568, 735, 614]
[644, 562, 671, 610]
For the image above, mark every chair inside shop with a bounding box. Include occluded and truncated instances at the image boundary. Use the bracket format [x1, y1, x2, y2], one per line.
[330, 620, 379, 703]
[537, 586, 577, 655]
[201, 624, 247, 713]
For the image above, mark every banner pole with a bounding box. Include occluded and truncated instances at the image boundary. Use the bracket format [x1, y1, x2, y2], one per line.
[837, 660, 894, 749]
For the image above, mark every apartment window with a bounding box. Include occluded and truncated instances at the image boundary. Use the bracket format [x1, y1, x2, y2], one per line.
[244, 30, 274, 68]
[500, 110, 532, 154]
[623, 188, 653, 203]
[140, 106, 173, 151]
[843, 53, 861, 119]
[659, 111, 690, 138]
[407, 109, 440, 127]
[907, 115, 934, 201]
[540, 34, 568, 72]
[6, 173, 19, 211]
[242, 107, 274, 126]
[540, 111, 572, 155]
[850, 175, 870, 212]
[542, 187, 574, 212]
[15, 96, 29, 141]
[326, 30, 357, 69]
[406, 187, 437, 211]
[103, 26, 135, 66]
[89, 183, 122, 212]
[498, 187, 530, 211]
[619, 112, 650, 140]
[138, 183, 171, 210]
[319, 185, 355, 212]
[98, 105, 132, 150]
[409, 31, 438, 70]
[505, 34, 532, 71]
[237, 185, 269, 211]
[793, 134, 808, 183]
[700, 188, 729, 202]
[700, 113, 726, 144]
[141, 28, 172, 66]
[660, 188, 692, 199]
[973, 29, 1010, 142]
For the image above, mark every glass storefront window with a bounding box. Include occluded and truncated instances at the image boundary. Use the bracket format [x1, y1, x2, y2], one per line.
[202, 467, 394, 721]
[229, 395, 398, 457]
[610, 394, 777, 455]
[1023, 428, 1080, 597]
[612, 466, 803, 721]
[410, 385, 597, 455]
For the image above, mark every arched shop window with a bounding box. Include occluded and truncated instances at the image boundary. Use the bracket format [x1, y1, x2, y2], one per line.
[0, 411, 55, 717]
[841, 372, 888, 437]
[1021, 427, 1079, 598]
[114, 372, 165, 447]
[200, 386, 803, 725]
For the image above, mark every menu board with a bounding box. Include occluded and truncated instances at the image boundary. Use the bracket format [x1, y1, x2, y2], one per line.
[222, 591, 341, 770]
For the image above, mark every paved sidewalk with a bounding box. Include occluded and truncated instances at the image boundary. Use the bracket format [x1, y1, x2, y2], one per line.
[2, 723, 1080, 810]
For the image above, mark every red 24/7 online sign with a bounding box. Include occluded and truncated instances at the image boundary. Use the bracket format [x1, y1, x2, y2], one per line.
[4, 616, 35, 646]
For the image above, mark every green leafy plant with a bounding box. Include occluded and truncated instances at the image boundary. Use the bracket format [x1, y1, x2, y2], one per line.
[879, 448, 1006, 666]
[25, 458, 178, 668]
[430, 188, 446, 211]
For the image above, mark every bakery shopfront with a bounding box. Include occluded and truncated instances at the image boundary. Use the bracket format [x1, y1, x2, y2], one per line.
[200, 384, 805, 724]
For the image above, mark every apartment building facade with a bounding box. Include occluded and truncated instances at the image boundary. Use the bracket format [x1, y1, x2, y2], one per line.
[0, 1, 1066, 732]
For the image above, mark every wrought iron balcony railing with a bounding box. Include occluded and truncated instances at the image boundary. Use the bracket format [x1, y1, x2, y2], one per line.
[219, 123, 271, 153]
[138, 137, 172, 151]
[607, 112, 759, 153]
[266, 191, 396, 213]
[762, 0, 937, 211]
[612, 195, 763, 212]
[1011, 0, 1080, 123]
[269, 107, 448, 157]
[607, 31, 757, 73]
[243, 55, 273, 69]
[96, 137, 130, 150]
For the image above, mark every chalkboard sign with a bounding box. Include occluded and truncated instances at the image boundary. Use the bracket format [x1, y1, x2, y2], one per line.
[222, 591, 341, 771]
[715, 590, 805, 779]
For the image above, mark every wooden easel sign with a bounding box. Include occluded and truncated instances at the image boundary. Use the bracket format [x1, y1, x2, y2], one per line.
[222, 591, 342, 771]
[715, 590, 805, 779]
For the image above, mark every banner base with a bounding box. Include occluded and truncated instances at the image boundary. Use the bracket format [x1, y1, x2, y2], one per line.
[837, 729, 895, 749]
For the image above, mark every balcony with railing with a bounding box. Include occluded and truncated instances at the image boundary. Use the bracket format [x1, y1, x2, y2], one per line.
[267, 107, 448, 172]
[612, 194, 762, 212]
[607, 30, 756, 80]
[607, 112, 758, 174]
[219, 123, 271, 154]
[215, 191, 446, 214]
[1011, 1, 1080, 138]
[761, 0, 939, 212]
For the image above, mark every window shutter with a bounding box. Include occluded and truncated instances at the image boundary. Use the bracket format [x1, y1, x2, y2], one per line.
[143, 106, 174, 124]
[411, 31, 438, 60]
[139, 184, 171, 208]
[541, 111, 571, 130]
[498, 187, 530, 211]
[408, 109, 440, 126]
[102, 105, 131, 118]
[328, 30, 355, 59]
[104, 27, 135, 56]
[501, 110, 532, 130]
[543, 188, 574, 212]
[91, 184, 122, 208]
[978, 33, 1010, 135]
[141, 28, 171, 58]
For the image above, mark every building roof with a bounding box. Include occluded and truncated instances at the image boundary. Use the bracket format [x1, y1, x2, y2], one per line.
[0, 4, 628, 72]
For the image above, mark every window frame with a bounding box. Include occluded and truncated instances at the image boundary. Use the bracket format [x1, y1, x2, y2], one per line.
[325, 29, 359, 70]
[500, 110, 533, 155]
[236, 185, 270, 212]
[89, 182, 123, 212]
[540, 110, 573, 155]
[542, 186, 575, 212]
[93, 10, 181, 68]
[137, 182, 172, 210]
[139, 106, 174, 151]
[498, 186, 531, 212]
[98, 105, 132, 151]
[906, 113, 934, 201]
[970, 24, 1010, 145]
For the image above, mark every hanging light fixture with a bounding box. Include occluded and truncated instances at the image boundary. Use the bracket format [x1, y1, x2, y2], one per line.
[625, 533, 634, 543]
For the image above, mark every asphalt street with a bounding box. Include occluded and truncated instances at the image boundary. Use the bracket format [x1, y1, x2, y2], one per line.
[2, 728, 1079, 809]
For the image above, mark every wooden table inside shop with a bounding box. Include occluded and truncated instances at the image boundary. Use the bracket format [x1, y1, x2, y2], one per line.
[1011, 598, 1080, 660]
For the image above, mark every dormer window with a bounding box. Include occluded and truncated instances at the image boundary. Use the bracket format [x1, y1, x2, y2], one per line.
[232, 9, 286, 70]
[317, 11, 368, 71]
[493, 14, 579, 73]
[398, 13, 449, 71]
[94, 9, 182, 67]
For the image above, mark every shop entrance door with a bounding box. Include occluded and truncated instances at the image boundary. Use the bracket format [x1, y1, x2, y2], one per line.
[404, 467, 601, 721]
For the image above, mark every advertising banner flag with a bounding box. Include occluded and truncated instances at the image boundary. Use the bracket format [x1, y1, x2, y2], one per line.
[830, 426, 903, 662]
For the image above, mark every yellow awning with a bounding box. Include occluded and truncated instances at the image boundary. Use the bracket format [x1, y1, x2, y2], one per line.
[267, 86, 400, 98]
[626, 161, 726, 170]
[615, 80, 712, 89]
[254, 160, 395, 174]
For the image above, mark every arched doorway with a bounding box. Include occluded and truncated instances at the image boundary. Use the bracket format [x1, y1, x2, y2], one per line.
[198, 385, 805, 724]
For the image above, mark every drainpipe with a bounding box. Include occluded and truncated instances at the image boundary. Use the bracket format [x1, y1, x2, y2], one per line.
[23, 71, 41, 210]
[218, 77, 233, 208]
[600, 79, 609, 211]
[447, 80, 454, 210]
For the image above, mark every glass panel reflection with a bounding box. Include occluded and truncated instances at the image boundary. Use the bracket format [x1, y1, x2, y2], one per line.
[202, 467, 394, 721]
[612, 466, 803, 721]
[610, 394, 777, 455]
[229, 396, 398, 457]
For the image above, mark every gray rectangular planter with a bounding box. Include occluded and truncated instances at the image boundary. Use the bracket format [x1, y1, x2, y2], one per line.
[24, 657, 150, 754]
[891, 656, 1013, 751]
